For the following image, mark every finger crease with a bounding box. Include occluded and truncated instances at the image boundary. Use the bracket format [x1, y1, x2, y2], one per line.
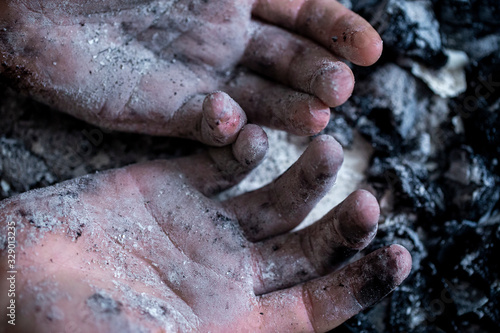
[301, 284, 319, 333]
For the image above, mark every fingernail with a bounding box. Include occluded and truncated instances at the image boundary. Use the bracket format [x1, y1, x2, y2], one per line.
[289, 97, 330, 136]
[311, 63, 354, 107]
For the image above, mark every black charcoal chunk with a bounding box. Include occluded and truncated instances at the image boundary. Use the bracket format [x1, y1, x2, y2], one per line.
[437, 0, 500, 51]
[368, 156, 445, 216]
[322, 115, 354, 147]
[354, 64, 422, 146]
[459, 54, 500, 163]
[0, 138, 55, 197]
[442, 147, 500, 221]
[353, 0, 447, 66]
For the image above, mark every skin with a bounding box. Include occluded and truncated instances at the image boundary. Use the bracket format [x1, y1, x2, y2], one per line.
[0, 0, 383, 145]
[0, 2, 399, 331]
[0, 130, 411, 332]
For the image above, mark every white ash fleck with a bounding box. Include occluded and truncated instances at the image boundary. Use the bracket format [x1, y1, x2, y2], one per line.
[1, 180, 11, 193]
[460, 251, 480, 276]
[46, 305, 65, 321]
[451, 115, 465, 134]
[261, 261, 277, 281]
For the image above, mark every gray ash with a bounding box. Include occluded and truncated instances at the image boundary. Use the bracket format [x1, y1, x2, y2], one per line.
[331, 0, 500, 332]
[1, 0, 499, 332]
[353, 0, 448, 67]
[0, 88, 202, 200]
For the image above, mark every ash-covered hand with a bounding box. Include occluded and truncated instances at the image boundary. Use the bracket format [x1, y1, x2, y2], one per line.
[0, 127, 410, 333]
[0, 0, 382, 145]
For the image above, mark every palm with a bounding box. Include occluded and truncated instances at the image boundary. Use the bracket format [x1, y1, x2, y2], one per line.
[1, 0, 382, 143]
[1, 129, 411, 333]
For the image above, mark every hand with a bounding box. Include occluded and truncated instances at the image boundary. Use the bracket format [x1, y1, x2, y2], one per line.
[0, 127, 410, 333]
[0, 0, 382, 145]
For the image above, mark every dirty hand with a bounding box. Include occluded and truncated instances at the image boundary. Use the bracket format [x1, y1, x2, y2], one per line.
[0, 128, 410, 332]
[0, 0, 382, 145]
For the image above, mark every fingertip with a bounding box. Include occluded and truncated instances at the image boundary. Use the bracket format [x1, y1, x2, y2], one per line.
[334, 190, 378, 248]
[289, 97, 331, 136]
[311, 134, 344, 162]
[311, 62, 355, 107]
[304, 135, 344, 183]
[367, 244, 413, 289]
[352, 245, 412, 309]
[232, 124, 269, 169]
[385, 244, 413, 285]
[341, 20, 383, 67]
[352, 34, 383, 67]
[323, 7, 384, 67]
[351, 189, 380, 234]
[367, 36, 384, 66]
[202, 91, 247, 146]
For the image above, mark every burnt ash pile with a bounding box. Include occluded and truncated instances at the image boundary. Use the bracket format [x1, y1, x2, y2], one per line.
[327, 0, 500, 332]
[1, 0, 499, 332]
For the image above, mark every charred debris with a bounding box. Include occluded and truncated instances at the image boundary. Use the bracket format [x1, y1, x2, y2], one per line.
[326, 0, 500, 332]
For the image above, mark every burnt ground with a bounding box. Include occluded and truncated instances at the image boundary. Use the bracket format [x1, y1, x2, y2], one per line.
[1, 0, 500, 332]
[328, 1, 500, 332]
